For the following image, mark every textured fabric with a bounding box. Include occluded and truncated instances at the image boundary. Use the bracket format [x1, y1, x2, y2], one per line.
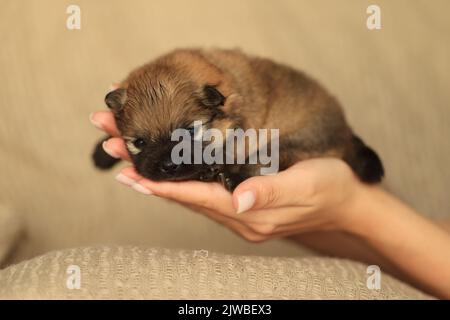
[0, 246, 432, 299]
[1, 0, 449, 265]
[0, 0, 448, 299]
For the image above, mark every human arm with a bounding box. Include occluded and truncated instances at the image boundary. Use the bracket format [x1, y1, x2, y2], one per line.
[90, 110, 450, 298]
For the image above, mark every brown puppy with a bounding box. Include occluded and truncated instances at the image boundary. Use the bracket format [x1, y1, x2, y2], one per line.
[92, 48, 384, 191]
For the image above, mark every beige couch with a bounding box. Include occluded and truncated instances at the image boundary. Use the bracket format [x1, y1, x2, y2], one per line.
[0, 0, 448, 299]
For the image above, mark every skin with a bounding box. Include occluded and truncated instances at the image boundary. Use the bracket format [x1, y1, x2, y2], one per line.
[90, 109, 450, 299]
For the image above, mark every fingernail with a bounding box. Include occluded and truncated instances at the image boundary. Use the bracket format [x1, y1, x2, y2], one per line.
[102, 141, 120, 159]
[89, 113, 103, 130]
[115, 173, 135, 186]
[131, 183, 153, 195]
[236, 190, 255, 214]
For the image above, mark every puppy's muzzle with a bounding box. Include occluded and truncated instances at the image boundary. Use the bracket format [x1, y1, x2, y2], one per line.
[160, 157, 182, 175]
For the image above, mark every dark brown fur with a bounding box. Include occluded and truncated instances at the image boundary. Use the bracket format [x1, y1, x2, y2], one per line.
[92, 48, 384, 190]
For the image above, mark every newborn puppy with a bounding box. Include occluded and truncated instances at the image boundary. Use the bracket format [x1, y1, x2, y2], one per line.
[92, 48, 384, 191]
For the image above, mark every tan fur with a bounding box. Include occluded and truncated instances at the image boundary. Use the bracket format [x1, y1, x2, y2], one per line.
[116, 48, 353, 170]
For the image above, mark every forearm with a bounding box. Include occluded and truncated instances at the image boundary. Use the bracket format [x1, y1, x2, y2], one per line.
[289, 230, 403, 279]
[345, 186, 450, 299]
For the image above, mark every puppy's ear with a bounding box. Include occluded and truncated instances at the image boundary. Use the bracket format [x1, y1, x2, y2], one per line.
[201, 85, 225, 107]
[105, 88, 127, 111]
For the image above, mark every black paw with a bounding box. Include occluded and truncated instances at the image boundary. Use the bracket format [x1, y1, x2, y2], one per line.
[92, 137, 121, 170]
[216, 171, 248, 192]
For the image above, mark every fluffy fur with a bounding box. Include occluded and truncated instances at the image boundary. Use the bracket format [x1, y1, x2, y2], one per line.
[92, 48, 384, 190]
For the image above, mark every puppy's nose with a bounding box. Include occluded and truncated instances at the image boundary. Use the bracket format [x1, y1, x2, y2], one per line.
[160, 159, 181, 174]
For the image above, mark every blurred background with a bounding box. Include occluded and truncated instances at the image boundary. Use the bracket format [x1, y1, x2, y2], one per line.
[0, 0, 449, 265]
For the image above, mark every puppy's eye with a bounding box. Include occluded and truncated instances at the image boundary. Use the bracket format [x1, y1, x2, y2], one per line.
[133, 138, 147, 149]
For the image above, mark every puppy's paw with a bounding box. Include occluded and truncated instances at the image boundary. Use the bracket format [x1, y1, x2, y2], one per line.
[92, 136, 121, 170]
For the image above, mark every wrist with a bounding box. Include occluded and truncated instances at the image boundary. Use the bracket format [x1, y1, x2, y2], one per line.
[337, 183, 393, 237]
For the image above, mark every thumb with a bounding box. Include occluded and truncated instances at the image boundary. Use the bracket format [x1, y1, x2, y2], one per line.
[232, 167, 310, 214]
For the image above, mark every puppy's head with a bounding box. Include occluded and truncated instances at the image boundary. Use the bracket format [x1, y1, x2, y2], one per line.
[105, 51, 241, 181]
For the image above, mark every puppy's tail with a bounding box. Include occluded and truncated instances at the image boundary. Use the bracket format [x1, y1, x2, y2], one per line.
[92, 136, 121, 170]
[344, 135, 384, 184]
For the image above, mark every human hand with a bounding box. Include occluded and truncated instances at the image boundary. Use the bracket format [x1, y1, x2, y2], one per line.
[90, 110, 367, 242]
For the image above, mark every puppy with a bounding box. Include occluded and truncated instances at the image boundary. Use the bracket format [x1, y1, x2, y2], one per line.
[92, 48, 384, 191]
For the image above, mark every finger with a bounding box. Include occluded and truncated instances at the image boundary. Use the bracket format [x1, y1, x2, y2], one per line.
[89, 110, 121, 136]
[240, 206, 317, 235]
[114, 166, 143, 186]
[194, 205, 268, 242]
[139, 179, 236, 214]
[118, 166, 142, 181]
[115, 167, 269, 242]
[197, 202, 308, 241]
[232, 165, 315, 214]
[182, 202, 245, 225]
[116, 167, 236, 215]
[103, 137, 131, 161]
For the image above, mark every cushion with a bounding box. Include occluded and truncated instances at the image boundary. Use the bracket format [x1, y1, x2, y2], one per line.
[0, 246, 432, 299]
